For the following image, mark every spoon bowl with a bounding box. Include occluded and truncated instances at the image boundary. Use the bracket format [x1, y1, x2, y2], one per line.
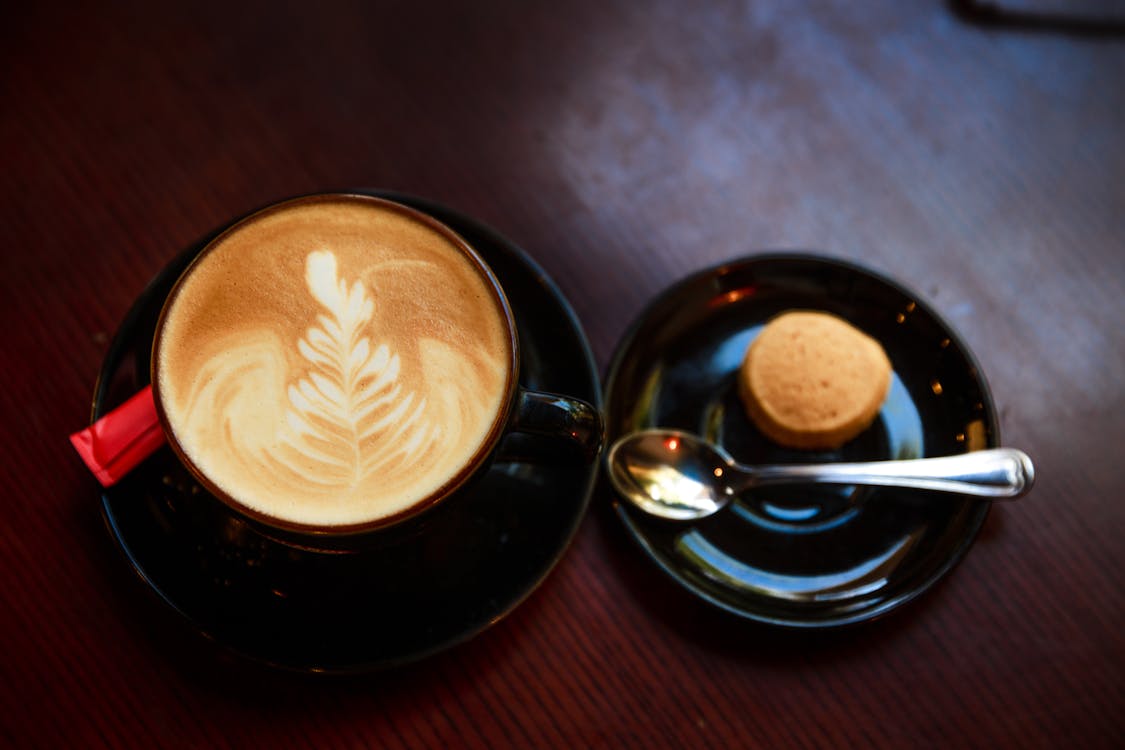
[607, 429, 1035, 521]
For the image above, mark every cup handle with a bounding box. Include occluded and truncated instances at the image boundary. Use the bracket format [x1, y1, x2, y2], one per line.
[506, 389, 604, 459]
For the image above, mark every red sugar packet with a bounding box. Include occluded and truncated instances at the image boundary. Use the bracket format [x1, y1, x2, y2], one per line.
[69, 385, 166, 487]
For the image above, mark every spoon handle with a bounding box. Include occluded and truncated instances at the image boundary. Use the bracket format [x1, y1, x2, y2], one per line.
[745, 448, 1035, 499]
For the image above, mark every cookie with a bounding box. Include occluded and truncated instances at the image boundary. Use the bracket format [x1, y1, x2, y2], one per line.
[738, 310, 892, 450]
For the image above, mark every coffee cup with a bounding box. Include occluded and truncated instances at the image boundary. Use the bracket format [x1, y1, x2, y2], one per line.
[134, 193, 601, 539]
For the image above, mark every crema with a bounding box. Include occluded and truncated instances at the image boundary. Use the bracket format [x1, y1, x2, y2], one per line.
[154, 195, 514, 529]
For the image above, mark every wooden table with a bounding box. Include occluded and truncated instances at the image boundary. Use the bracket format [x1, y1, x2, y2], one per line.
[3, 1, 1122, 746]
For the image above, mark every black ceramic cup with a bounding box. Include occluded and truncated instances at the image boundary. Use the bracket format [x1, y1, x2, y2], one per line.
[151, 193, 607, 548]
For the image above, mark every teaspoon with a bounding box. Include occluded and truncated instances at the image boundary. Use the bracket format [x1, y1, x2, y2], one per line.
[607, 429, 1035, 521]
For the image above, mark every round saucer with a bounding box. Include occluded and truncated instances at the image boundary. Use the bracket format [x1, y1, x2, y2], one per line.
[92, 190, 602, 672]
[604, 254, 997, 628]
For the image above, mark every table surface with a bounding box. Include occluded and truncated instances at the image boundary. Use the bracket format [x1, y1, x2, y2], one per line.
[3, 1, 1123, 747]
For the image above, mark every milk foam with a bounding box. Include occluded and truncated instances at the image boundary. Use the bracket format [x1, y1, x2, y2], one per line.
[155, 197, 513, 528]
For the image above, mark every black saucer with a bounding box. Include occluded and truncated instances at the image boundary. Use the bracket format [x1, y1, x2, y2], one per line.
[604, 254, 997, 628]
[92, 190, 602, 672]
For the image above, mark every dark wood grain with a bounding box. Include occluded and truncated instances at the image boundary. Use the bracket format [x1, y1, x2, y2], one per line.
[3, 1, 1123, 747]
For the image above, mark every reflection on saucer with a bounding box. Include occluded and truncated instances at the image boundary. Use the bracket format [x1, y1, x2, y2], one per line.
[675, 528, 920, 602]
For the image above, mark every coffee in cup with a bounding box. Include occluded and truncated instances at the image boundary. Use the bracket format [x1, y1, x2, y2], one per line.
[151, 194, 588, 534]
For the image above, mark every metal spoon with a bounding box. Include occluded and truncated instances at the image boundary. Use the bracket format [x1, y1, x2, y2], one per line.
[607, 429, 1035, 521]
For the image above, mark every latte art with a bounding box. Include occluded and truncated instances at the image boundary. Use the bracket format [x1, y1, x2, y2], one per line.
[281, 250, 438, 488]
[154, 196, 514, 528]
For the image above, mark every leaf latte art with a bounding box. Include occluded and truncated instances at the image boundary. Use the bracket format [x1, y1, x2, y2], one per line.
[154, 196, 513, 528]
[282, 250, 439, 489]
